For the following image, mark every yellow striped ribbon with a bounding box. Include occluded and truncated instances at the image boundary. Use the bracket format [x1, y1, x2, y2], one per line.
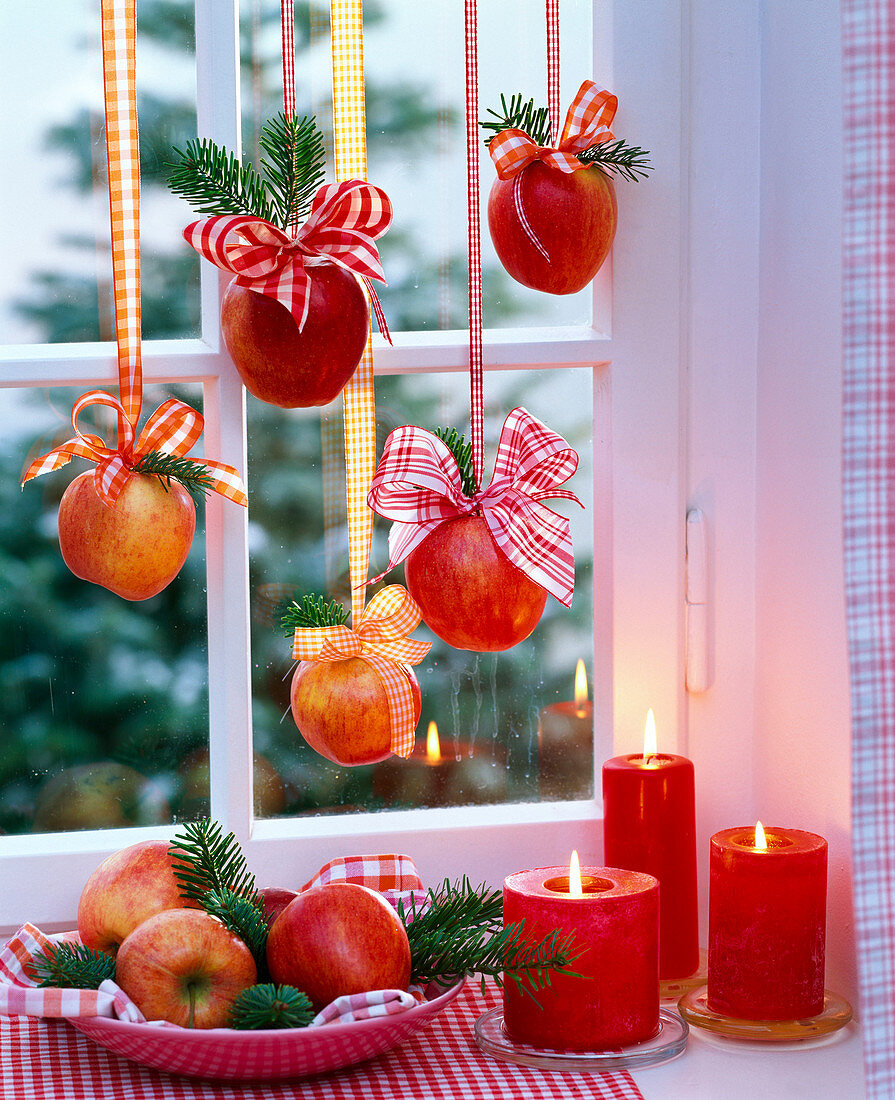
[330, 0, 376, 627]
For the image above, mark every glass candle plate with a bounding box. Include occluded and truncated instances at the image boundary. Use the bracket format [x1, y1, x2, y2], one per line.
[678, 986, 853, 1043]
[474, 1007, 688, 1071]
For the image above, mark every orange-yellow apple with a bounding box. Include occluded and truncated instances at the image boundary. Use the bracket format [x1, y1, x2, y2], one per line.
[290, 657, 421, 766]
[266, 882, 410, 1009]
[487, 161, 617, 294]
[58, 470, 195, 601]
[220, 264, 369, 408]
[77, 839, 190, 956]
[404, 514, 547, 651]
[116, 908, 257, 1028]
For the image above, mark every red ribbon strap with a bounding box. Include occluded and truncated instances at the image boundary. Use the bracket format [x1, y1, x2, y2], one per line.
[488, 80, 617, 180]
[367, 407, 582, 607]
[21, 391, 247, 508]
[184, 179, 392, 337]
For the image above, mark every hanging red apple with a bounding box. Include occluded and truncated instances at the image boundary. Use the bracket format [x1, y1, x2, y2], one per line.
[481, 82, 651, 295]
[368, 411, 582, 654]
[171, 113, 392, 409]
[58, 469, 196, 602]
[284, 588, 430, 766]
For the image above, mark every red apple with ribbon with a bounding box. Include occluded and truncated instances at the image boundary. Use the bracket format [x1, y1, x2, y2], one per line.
[287, 586, 429, 766]
[483, 82, 650, 295]
[367, 408, 582, 653]
[183, 179, 392, 409]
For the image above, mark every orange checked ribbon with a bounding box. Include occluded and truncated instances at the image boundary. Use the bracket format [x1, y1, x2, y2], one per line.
[21, 0, 246, 511]
[291, 586, 431, 757]
[183, 179, 393, 339]
[488, 80, 617, 180]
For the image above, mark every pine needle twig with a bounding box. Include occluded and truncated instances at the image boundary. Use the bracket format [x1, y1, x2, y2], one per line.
[131, 451, 215, 505]
[259, 113, 327, 230]
[481, 93, 552, 147]
[229, 983, 315, 1030]
[167, 138, 276, 222]
[31, 943, 117, 990]
[577, 137, 653, 181]
[200, 887, 270, 972]
[168, 819, 259, 906]
[281, 593, 349, 637]
[432, 428, 477, 499]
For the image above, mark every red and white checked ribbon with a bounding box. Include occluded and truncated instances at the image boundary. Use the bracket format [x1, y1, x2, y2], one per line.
[0, 855, 428, 1027]
[488, 79, 617, 180]
[21, 0, 246, 511]
[292, 586, 431, 757]
[368, 408, 582, 607]
[464, 0, 484, 488]
[183, 179, 393, 338]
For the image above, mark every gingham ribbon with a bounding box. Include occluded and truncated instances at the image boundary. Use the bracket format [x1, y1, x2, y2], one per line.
[292, 586, 431, 756]
[302, 853, 425, 913]
[183, 179, 393, 337]
[488, 79, 617, 180]
[21, 391, 246, 507]
[21, 0, 246, 511]
[368, 407, 582, 607]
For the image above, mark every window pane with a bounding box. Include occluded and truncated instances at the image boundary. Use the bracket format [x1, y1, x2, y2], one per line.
[0, 1, 200, 344]
[239, 0, 594, 334]
[247, 368, 594, 815]
[0, 385, 209, 834]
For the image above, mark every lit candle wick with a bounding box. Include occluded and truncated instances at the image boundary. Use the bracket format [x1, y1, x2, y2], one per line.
[425, 720, 441, 764]
[754, 820, 768, 851]
[569, 850, 583, 897]
[574, 659, 588, 719]
[642, 708, 658, 766]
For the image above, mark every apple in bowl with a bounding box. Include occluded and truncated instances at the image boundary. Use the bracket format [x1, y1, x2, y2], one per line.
[404, 514, 547, 651]
[266, 882, 410, 1010]
[221, 266, 369, 409]
[58, 471, 195, 601]
[77, 839, 191, 956]
[290, 657, 421, 766]
[116, 908, 257, 1028]
[487, 161, 617, 295]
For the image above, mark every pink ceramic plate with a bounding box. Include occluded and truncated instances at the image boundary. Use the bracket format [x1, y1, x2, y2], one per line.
[70, 980, 464, 1082]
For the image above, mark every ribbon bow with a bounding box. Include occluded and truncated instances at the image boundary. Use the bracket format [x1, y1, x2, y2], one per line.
[184, 179, 393, 337]
[291, 585, 431, 757]
[488, 80, 617, 180]
[367, 408, 582, 608]
[21, 390, 247, 508]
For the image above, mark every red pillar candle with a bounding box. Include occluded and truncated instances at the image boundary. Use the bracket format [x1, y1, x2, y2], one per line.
[708, 824, 827, 1020]
[602, 715, 699, 979]
[502, 863, 659, 1051]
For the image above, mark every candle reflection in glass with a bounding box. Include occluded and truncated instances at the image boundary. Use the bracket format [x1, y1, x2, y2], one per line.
[538, 659, 594, 800]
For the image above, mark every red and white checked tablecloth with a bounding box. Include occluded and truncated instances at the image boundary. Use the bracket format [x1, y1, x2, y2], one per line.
[842, 2, 895, 1099]
[0, 982, 642, 1100]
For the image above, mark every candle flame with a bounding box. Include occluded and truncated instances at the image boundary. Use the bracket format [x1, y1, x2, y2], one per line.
[426, 721, 441, 764]
[569, 850, 583, 896]
[574, 660, 589, 717]
[642, 709, 658, 763]
[754, 820, 767, 851]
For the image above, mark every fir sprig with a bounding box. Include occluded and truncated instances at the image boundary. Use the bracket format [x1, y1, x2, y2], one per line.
[169, 819, 259, 907]
[167, 113, 326, 231]
[200, 887, 271, 973]
[281, 593, 350, 637]
[166, 138, 277, 222]
[259, 113, 327, 230]
[481, 94, 552, 148]
[31, 943, 117, 990]
[131, 451, 215, 505]
[398, 878, 582, 1000]
[480, 92, 652, 182]
[432, 427, 477, 499]
[229, 983, 315, 1030]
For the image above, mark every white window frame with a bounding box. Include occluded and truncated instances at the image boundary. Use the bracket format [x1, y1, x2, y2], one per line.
[0, 0, 686, 932]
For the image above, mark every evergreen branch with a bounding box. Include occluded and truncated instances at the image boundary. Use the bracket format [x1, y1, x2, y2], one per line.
[167, 138, 276, 222]
[577, 137, 653, 182]
[500, 923, 586, 1003]
[131, 451, 215, 506]
[201, 887, 270, 973]
[432, 428, 477, 499]
[480, 93, 551, 147]
[32, 943, 116, 990]
[258, 113, 327, 230]
[229, 983, 315, 1030]
[281, 593, 349, 636]
[168, 819, 259, 907]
